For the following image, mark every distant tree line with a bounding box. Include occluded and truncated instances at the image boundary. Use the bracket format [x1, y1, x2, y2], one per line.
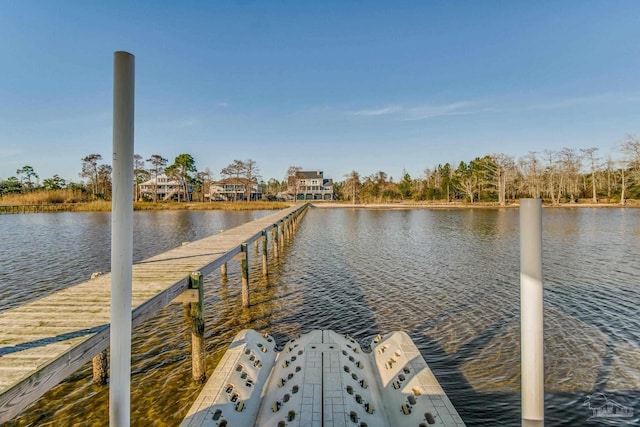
[2, 135, 640, 204]
[336, 136, 640, 205]
[0, 153, 266, 203]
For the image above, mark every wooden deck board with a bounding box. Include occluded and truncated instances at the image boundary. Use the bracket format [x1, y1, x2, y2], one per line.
[0, 204, 307, 423]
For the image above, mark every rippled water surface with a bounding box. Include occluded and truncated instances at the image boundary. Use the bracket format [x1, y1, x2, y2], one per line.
[1, 207, 639, 426]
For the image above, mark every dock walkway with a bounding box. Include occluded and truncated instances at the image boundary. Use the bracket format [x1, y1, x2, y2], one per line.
[0, 204, 308, 423]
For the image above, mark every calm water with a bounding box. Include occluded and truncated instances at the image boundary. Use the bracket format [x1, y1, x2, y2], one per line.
[1, 207, 639, 426]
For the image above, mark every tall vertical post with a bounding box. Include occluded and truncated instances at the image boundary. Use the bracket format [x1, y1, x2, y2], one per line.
[241, 243, 250, 307]
[190, 272, 206, 383]
[110, 51, 134, 427]
[520, 199, 544, 427]
[262, 230, 268, 277]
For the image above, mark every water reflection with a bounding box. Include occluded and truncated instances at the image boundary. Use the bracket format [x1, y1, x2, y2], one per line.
[1, 208, 639, 426]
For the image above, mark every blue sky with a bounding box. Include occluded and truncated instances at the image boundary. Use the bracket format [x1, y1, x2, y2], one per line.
[1, 1, 639, 184]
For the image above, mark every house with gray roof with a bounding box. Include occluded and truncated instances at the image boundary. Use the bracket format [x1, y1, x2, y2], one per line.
[292, 170, 334, 200]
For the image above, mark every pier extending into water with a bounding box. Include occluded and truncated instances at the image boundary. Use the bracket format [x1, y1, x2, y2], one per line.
[0, 203, 308, 423]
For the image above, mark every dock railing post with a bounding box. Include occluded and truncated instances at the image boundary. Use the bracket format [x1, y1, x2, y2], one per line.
[241, 243, 250, 307]
[262, 230, 268, 277]
[189, 272, 206, 383]
[110, 51, 135, 427]
[520, 199, 544, 427]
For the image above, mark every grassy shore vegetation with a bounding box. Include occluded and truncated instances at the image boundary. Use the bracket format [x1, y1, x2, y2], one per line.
[0, 191, 291, 212]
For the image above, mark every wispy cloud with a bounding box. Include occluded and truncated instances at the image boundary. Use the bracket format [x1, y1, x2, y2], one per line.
[346, 91, 640, 122]
[349, 105, 402, 116]
[402, 101, 478, 120]
[348, 101, 484, 120]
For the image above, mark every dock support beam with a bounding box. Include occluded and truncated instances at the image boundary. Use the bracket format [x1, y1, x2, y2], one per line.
[241, 244, 250, 307]
[221, 263, 227, 278]
[189, 272, 206, 383]
[520, 199, 544, 427]
[262, 230, 268, 277]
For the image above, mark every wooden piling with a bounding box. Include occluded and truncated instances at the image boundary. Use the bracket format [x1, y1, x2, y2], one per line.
[279, 221, 285, 251]
[221, 262, 227, 278]
[241, 243, 250, 307]
[189, 271, 206, 383]
[273, 225, 279, 258]
[262, 230, 268, 277]
[92, 350, 108, 385]
[90, 272, 109, 385]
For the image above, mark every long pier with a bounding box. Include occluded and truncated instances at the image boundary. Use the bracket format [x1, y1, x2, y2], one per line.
[0, 203, 308, 423]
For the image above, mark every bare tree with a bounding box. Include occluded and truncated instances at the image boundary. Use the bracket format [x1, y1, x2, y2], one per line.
[542, 150, 560, 205]
[488, 153, 516, 206]
[197, 168, 214, 202]
[519, 152, 542, 199]
[558, 148, 583, 203]
[344, 170, 361, 204]
[243, 159, 261, 201]
[580, 148, 599, 203]
[604, 156, 615, 200]
[285, 166, 302, 201]
[621, 134, 640, 184]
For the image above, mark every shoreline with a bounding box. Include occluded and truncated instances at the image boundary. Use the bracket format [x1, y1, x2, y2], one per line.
[309, 201, 639, 209]
[1, 199, 638, 214]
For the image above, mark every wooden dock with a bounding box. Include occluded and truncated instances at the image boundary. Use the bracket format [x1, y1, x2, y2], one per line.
[0, 203, 308, 423]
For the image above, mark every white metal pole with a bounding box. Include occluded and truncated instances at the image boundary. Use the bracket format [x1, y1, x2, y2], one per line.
[520, 199, 544, 427]
[110, 51, 135, 427]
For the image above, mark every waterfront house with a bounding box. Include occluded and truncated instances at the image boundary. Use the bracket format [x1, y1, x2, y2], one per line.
[210, 178, 262, 201]
[293, 170, 334, 200]
[139, 174, 193, 201]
